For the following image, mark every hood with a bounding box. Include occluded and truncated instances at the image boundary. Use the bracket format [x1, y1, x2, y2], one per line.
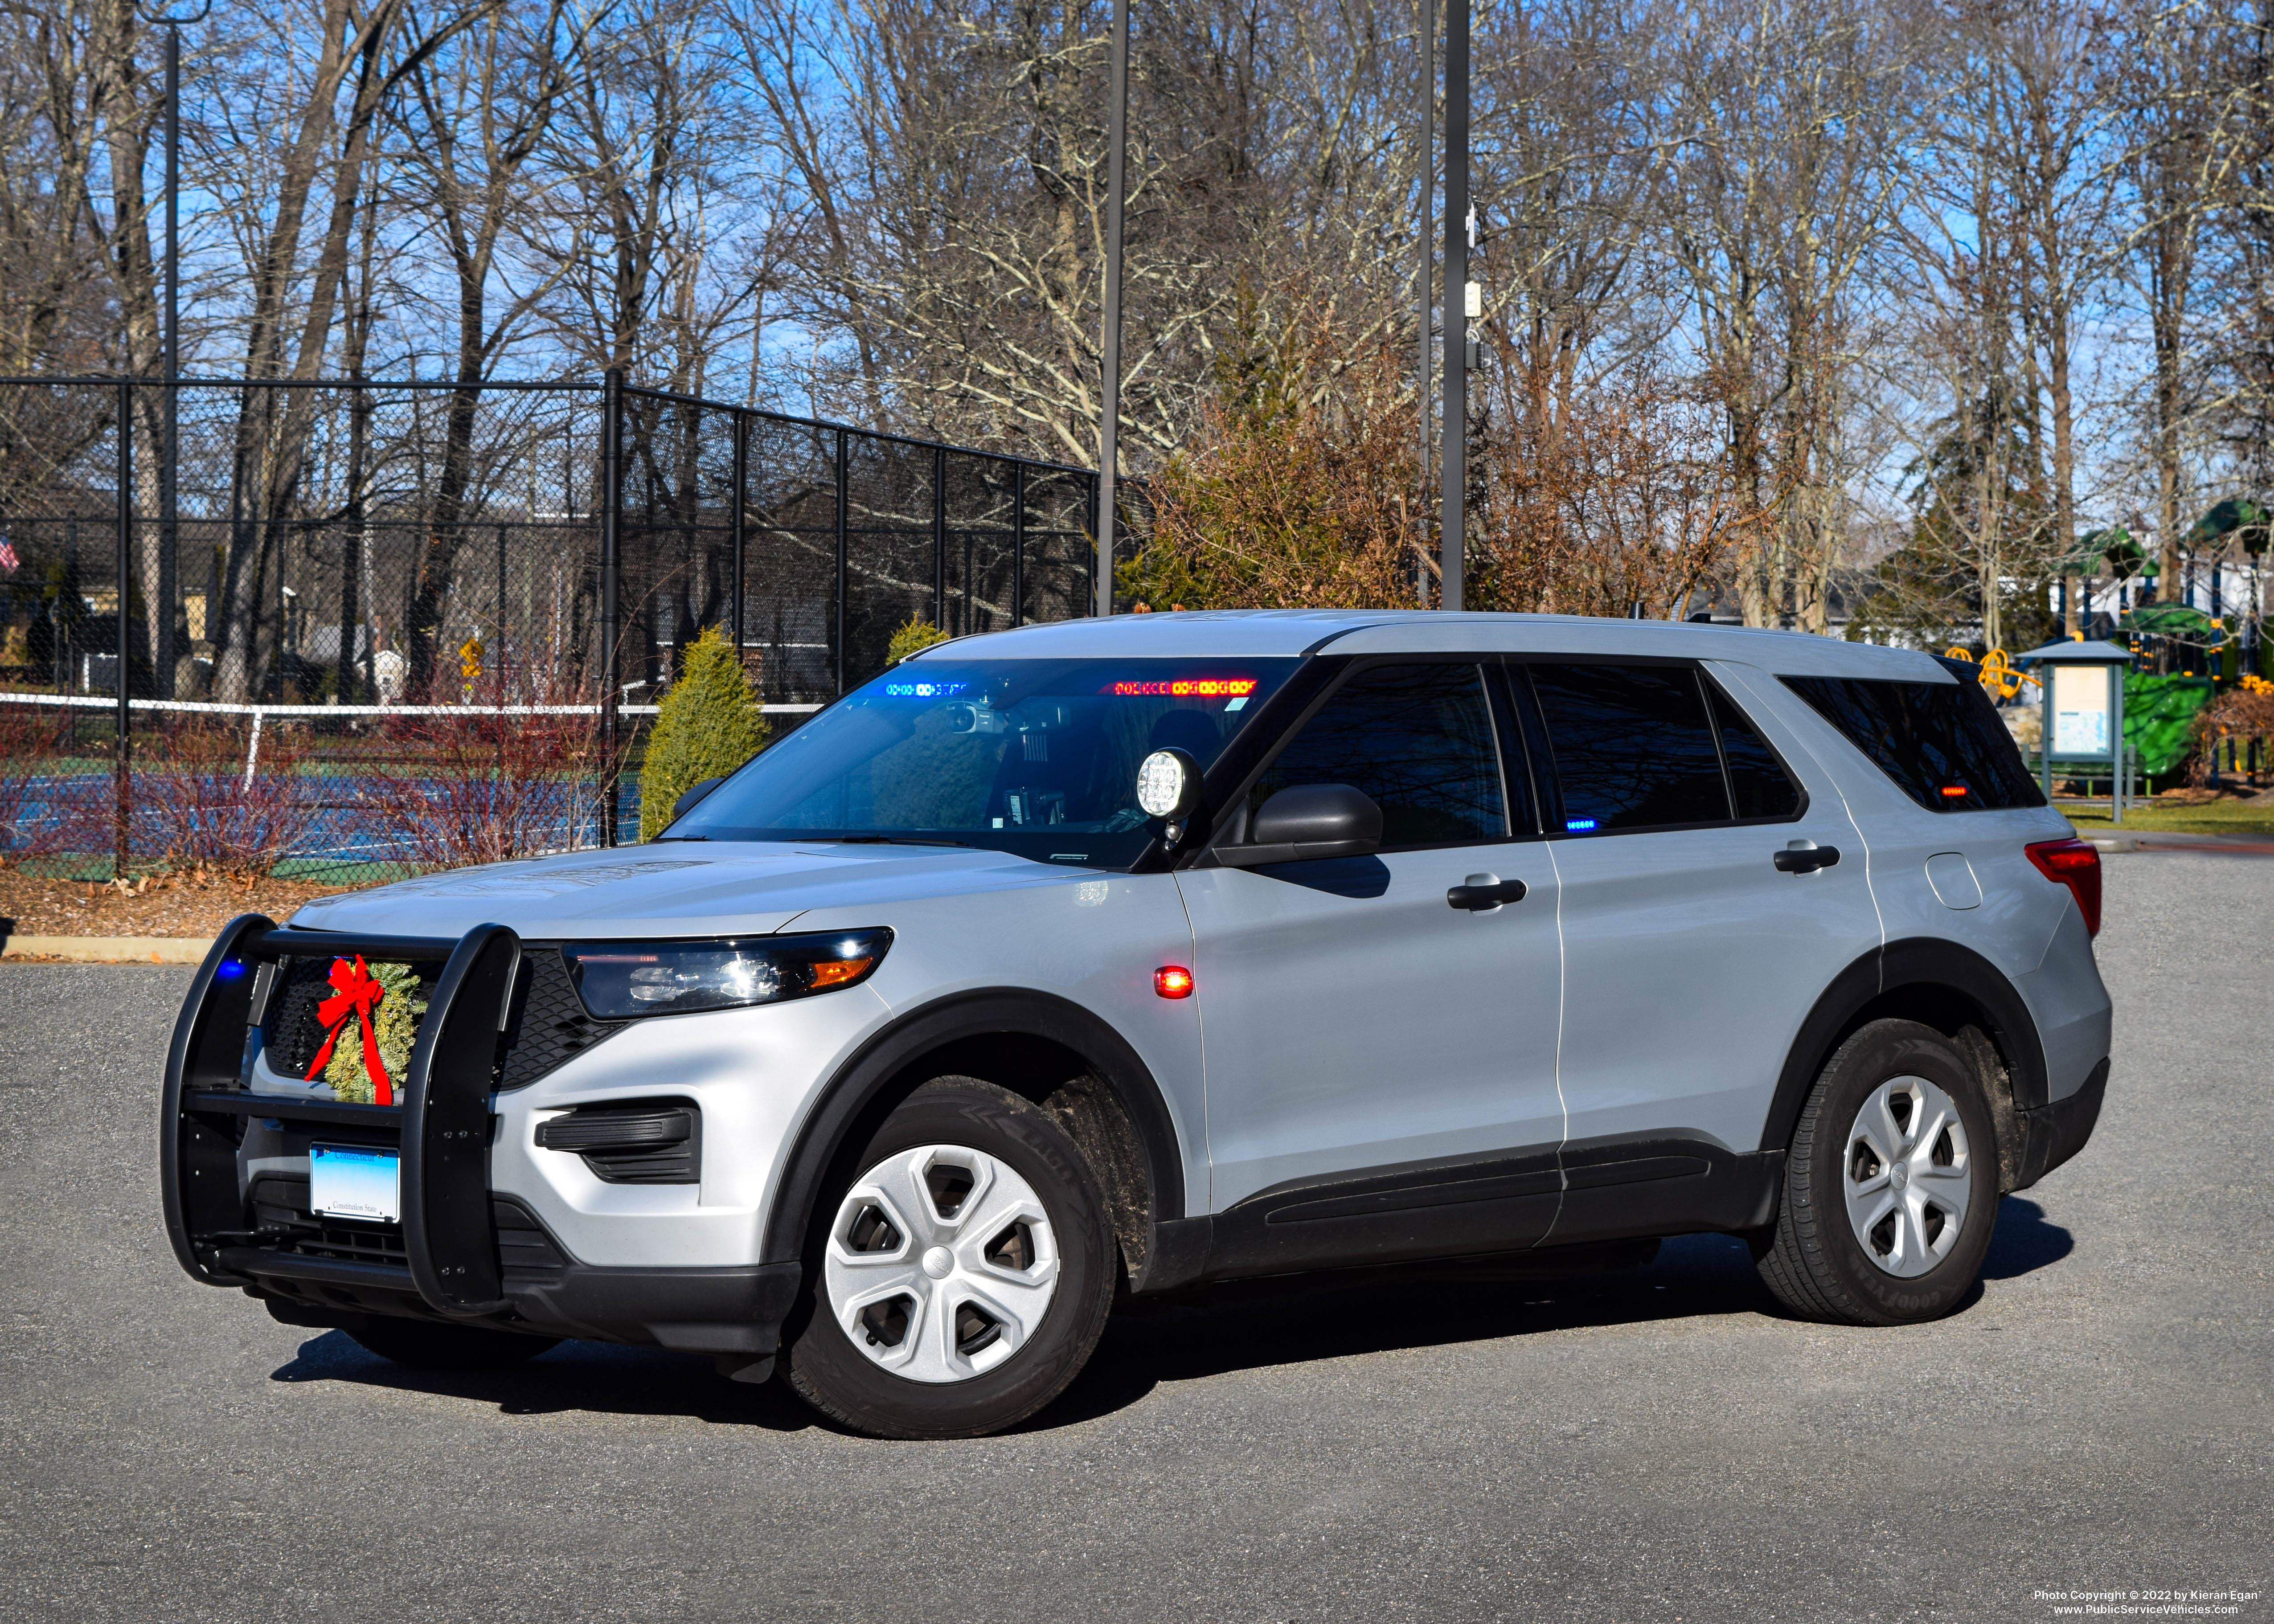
[285, 841, 1077, 942]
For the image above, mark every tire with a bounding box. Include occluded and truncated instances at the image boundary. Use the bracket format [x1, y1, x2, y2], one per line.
[782, 1076, 1116, 1439]
[345, 1317, 561, 1370]
[1754, 1019, 1999, 1326]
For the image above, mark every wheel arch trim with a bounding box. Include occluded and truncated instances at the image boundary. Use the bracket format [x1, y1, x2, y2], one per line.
[760, 988, 1189, 1271]
[1762, 937, 2050, 1157]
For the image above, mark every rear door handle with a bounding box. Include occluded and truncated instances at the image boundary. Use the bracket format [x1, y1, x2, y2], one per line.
[1772, 845, 1840, 874]
[1447, 878, 1528, 911]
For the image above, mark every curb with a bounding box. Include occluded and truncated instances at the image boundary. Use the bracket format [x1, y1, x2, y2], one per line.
[1, 936, 214, 964]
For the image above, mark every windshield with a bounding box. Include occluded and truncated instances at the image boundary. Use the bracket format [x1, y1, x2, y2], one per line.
[665, 657, 1300, 868]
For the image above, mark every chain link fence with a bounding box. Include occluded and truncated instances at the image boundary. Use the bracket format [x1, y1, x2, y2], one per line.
[0, 373, 1098, 884]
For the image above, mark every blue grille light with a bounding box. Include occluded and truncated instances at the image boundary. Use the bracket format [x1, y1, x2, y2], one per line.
[215, 959, 247, 980]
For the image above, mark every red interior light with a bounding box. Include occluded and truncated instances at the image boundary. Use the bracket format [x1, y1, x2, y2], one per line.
[1107, 678, 1258, 698]
[1154, 965, 1195, 999]
[2026, 837, 2102, 937]
[1941, 784, 1970, 799]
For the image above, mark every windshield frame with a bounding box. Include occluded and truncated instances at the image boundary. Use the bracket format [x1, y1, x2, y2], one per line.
[660, 654, 1306, 871]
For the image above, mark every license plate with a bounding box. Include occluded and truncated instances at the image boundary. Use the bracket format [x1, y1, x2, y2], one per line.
[309, 1145, 400, 1223]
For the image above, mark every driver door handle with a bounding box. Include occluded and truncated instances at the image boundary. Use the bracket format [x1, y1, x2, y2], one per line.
[1772, 845, 1841, 874]
[1447, 878, 1528, 911]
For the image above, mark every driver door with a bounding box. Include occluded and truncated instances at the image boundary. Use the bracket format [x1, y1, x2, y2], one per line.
[1176, 660, 1566, 1274]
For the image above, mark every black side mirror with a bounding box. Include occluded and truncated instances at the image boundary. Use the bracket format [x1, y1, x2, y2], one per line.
[672, 777, 725, 820]
[1213, 783, 1383, 867]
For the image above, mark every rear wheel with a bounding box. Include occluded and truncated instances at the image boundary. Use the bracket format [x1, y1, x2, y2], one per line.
[345, 1317, 561, 1370]
[1755, 1019, 1999, 1325]
[782, 1076, 1116, 1438]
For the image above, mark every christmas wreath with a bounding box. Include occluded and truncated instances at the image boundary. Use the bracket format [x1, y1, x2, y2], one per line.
[304, 956, 427, 1106]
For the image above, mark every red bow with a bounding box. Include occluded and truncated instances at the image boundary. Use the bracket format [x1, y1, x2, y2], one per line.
[306, 955, 393, 1106]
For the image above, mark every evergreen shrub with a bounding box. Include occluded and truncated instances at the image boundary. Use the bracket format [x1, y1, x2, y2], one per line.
[886, 616, 950, 666]
[639, 626, 770, 841]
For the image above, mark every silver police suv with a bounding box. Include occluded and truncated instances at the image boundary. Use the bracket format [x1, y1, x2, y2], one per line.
[162, 612, 2110, 1437]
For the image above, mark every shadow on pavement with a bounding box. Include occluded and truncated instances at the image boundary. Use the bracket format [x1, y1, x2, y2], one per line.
[1981, 1196, 2074, 1280]
[272, 1330, 818, 1432]
[1033, 1232, 1775, 1429]
[269, 1211, 2069, 1434]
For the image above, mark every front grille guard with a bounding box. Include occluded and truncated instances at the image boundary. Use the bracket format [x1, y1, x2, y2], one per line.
[161, 915, 523, 1317]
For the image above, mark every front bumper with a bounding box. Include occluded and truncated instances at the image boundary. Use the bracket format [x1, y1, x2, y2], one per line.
[161, 915, 801, 1357]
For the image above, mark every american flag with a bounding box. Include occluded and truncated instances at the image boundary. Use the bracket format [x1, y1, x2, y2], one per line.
[0, 535, 17, 573]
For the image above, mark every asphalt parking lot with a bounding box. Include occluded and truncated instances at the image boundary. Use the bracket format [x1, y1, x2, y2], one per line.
[2, 852, 2267, 1624]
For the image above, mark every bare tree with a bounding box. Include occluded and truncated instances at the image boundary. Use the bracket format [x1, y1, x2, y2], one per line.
[1657, 0, 1926, 630]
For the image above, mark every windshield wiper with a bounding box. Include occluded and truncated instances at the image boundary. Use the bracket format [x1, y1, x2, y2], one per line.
[824, 834, 976, 849]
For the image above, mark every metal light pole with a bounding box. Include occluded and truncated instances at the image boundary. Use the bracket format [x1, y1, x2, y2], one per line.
[1440, 0, 1468, 611]
[142, 3, 207, 697]
[1095, 0, 1131, 618]
[1417, 0, 1434, 605]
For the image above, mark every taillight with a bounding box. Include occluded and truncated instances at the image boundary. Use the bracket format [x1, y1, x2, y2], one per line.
[2025, 838, 2102, 937]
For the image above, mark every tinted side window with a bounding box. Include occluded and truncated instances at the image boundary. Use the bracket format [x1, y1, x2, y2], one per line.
[1704, 679, 1803, 819]
[1781, 675, 2045, 811]
[1252, 663, 1509, 847]
[1528, 663, 1729, 832]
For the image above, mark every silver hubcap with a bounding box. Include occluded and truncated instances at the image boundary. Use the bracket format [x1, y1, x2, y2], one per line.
[1844, 1075, 1974, 1277]
[824, 1144, 1061, 1383]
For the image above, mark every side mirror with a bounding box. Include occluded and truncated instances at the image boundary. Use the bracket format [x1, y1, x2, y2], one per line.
[672, 776, 725, 820]
[1214, 783, 1383, 867]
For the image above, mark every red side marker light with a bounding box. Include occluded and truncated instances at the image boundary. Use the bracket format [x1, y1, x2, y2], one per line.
[1154, 965, 1195, 999]
[2025, 837, 2102, 937]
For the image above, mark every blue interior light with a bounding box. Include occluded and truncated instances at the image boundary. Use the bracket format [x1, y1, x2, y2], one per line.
[1565, 818, 1598, 832]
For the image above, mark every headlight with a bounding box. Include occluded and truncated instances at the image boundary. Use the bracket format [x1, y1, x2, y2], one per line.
[561, 929, 892, 1019]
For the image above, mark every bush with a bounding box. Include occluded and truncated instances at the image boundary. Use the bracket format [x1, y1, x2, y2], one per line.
[2187, 679, 2274, 787]
[886, 615, 951, 666]
[638, 626, 770, 841]
[134, 716, 320, 877]
[355, 708, 604, 871]
[0, 704, 68, 861]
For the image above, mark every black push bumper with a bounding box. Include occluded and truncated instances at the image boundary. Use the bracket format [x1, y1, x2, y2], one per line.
[161, 915, 799, 1358]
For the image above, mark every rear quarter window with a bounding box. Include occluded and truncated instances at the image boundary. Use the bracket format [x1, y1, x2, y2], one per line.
[1781, 671, 2045, 811]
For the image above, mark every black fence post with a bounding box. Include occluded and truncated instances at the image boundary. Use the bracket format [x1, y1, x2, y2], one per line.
[115, 377, 132, 878]
[730, 408, 747, 670]
[159, 379, 176, 697]
[1013, 462, 1025, 628]
[933, 444, 946, 631]
[833, 427, 848, 697]
[599, 366, 623, 847]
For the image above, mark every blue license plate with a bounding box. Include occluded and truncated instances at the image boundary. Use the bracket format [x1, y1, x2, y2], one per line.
[309, 1145, 400, 1222]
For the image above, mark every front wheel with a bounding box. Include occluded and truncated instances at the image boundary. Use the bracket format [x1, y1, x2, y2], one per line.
[782, 1076, 1116, 1438]
[1754, 1019, 1999, 1325]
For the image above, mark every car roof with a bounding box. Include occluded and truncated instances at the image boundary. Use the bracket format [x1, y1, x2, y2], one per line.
[915, 610, 1951, 681]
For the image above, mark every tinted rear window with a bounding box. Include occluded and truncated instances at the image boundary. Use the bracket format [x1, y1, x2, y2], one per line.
[1528, 664, 1730, 831]
[1704, 678, 1804, 819]
[1782, 673, 2045, 811]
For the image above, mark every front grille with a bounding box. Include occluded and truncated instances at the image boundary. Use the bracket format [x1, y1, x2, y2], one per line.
[247, 1178, 571, 1276]
[251, 1176, 410, 1264]
[264, 955, 442, 1079]
[497, 949, 625, 1091]
[262, 946, 623, 1094]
